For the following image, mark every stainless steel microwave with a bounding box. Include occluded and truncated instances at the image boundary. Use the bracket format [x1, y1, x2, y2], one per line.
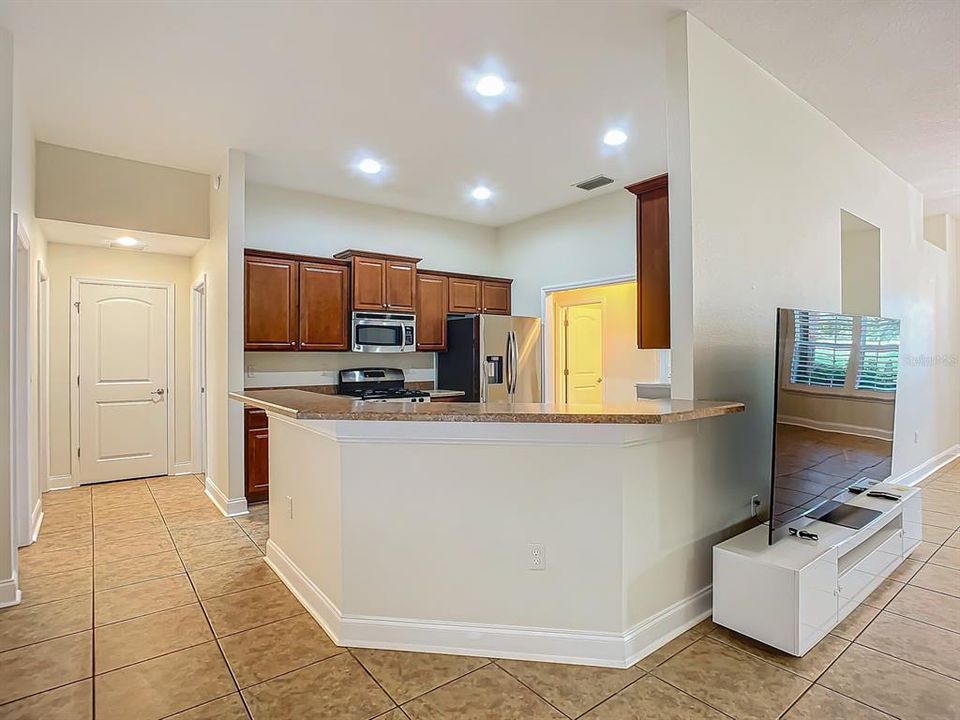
[352, 312, 416, 353]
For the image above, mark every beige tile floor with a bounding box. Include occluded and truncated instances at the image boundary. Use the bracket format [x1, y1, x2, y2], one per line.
[1, 463, 960, 719]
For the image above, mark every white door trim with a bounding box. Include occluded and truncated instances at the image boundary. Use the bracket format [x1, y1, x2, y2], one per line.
[69, 277, 176, 484]
[191, 274, 207, 476]
[37, 258, 49, 496]
[12, 215, 33, 547]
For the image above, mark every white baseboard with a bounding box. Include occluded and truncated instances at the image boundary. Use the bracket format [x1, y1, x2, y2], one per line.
[30, 499, 43, 544]
[47, 474, 76, 491]
[204, 476, 249, 517]
[895, 444, 960, 487]
[265, 540, 343, 643]
[0, 577, 21, 608]
[265, 538, 710, 668]
[778, 416, 892, 442]
[623, 586, 712, 666]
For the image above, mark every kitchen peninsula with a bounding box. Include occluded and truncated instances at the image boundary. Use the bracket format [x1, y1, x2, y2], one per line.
[230, 388, 744, 667]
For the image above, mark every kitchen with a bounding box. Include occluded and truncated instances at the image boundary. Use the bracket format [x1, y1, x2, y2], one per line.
[233, 179, 746, 668]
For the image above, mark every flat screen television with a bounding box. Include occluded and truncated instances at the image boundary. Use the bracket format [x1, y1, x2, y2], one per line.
[769, 308, 900, 544]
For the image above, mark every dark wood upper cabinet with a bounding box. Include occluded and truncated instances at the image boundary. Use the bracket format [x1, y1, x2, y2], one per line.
[245, 255, 299, 351]
[244, 406, 269, 503]
[416, 273, 448, 350]
[351, 257, 386, 311]
[334, 250, 420, 312]
[626, 174, 670, 349]
[448, 277, 481, 313]
[385, 261, 416, 311]
[481, 280, 511, 315]
[299, 261, 350, 350]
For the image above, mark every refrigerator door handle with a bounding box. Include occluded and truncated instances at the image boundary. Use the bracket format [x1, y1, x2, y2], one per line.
[508, 330, 519, 396]
[504, 331, 513, 397]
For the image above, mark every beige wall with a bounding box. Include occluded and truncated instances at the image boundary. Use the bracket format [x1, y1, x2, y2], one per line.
[547, 282, 660, 403]
[47, 243, 195, 479]
[841, 213, 881, 316]
[36, 142, 210, 238]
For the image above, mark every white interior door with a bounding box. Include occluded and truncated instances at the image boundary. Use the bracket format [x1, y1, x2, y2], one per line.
[564, 303, 604, 404]
[76, 281, 170, 483]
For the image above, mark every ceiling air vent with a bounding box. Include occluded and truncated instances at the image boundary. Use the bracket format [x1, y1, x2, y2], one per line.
[573, 174, 614, 191]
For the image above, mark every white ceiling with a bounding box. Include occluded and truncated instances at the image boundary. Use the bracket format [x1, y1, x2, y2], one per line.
[38, 219, 207, 256]
[2, 1, 957, 226]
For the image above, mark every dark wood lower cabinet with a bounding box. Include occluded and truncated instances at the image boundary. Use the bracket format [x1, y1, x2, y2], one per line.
[244, 407, 269, 503]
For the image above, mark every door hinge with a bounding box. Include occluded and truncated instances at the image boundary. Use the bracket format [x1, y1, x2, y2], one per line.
[77, 446, 80, 458]
[77, 375, 80, 387]
[563, 319, 569, 327]
[74, 301, 80, 312]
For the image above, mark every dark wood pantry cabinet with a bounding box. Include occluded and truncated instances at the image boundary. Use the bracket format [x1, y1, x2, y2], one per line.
[626, 174, 670, 349]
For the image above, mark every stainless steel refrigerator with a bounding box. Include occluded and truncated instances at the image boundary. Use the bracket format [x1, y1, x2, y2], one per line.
[438, 315, 542, 403]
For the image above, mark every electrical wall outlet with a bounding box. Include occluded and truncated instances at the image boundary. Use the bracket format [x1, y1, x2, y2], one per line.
[751, 494, 761, 518]
[286, 496, 294, 519]
[528, 543, 546, 570]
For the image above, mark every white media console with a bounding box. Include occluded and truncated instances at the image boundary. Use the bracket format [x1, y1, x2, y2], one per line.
[713, 485, 922, 656]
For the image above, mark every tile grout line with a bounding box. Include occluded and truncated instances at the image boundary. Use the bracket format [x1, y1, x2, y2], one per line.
[492, 658, 596, 719]
[146, 475, 254, 720]
[645, 667, 740, 719]
[347, 648, 404, 711]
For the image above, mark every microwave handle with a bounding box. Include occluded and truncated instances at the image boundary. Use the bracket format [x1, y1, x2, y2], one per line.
[400, 325, 406, 352]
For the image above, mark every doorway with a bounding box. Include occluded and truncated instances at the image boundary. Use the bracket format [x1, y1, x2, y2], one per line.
[37, 259, 49, 497]
[561, 303, 604, 403]
[70, 278, 174, 484]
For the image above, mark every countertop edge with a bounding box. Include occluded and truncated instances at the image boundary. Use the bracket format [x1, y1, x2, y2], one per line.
[230, 391, 745, 425]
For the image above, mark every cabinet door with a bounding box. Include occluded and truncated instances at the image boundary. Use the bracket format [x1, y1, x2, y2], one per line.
[416, 273, 448, 350]
[448, 277, 481, 313]
[481, 281, 511, 315]
[244, 408, 269, 503]
[245, 256, 299, 350]
[299, 262, 350, 350]
[385, 261, 416, 311]
[637, 181, 670, 349]
[352, 257, 386, 310]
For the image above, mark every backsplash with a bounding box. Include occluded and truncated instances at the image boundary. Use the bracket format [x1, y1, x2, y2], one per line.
[244, 351, 436, 389]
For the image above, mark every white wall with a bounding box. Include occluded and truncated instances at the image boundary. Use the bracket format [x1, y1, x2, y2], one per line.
[923, 213, 955, 252]
[193, 151, 247, 509]
[45, 243, 195, 479]
[12, 61, 45, 536]
[0, 27, 15, 601]
[36, 143, 210, 238]
[494, 191, 637, 317]
[667, 14, 960, 524]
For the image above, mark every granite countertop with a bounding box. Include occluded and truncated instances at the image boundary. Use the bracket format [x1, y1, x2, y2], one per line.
[231, 388, 744, 425]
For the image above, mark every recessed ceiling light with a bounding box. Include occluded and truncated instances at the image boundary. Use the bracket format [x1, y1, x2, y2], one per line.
[474, 74, 506, 97]
[603, 128, 628, 147]
[114, 236, 140, 247]
[471, 186, 493, 201]
[357, 158, 383, 175]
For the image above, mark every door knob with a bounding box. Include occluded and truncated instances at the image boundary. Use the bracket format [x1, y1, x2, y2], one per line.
[597, 377, 603, 384]
[150, 388, 165, 398]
